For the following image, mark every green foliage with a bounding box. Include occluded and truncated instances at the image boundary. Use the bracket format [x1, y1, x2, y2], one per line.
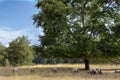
[33, 0, 120, 69]
[0, 43, 7, 66]
[7, 36, 34, 66]
[111, 22, 120, 39]
[32, 45, 44, 59]
[4, 59, 10, 67]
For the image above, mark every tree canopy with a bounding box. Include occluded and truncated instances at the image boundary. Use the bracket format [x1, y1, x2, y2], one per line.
[33, 0, 120, 69]
[7, 36, 34, 66]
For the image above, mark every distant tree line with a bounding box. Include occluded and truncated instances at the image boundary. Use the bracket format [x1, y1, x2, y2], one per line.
[33, 58, 84, 64]
[32, 57, 113, 64]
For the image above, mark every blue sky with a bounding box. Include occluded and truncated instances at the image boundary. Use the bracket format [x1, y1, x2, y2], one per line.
[0, 0, 41, 47]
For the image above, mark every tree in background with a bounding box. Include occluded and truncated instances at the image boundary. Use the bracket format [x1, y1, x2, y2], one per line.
[33, 0, 120, 70]
[0, 42, 6, 66]
[32, 45, 45, 64]
[7, 36, 34, 66]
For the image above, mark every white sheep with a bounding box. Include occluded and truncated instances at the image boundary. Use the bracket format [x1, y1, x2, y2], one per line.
[97, 68, 102, 74]
[28, 68, 35, 73]
[12, 68, 18, 72]
[88, 68, 96, 74]
[72, 68, 79, 73]
[51, 68, 57, 73]
[111, 60, 120, 65]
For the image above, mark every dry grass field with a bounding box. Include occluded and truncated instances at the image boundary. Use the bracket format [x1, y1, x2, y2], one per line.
[0, 64, 120, 80]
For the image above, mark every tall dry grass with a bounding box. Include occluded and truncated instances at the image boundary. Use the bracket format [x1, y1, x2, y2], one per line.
[18, 64, 120, 69]
[0, 64, 120, 80]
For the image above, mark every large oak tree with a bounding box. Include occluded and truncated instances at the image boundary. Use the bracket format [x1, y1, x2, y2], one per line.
[33, 0, 120, 70]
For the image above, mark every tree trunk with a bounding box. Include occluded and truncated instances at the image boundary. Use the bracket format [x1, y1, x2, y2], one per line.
[84, 59, 90, 70]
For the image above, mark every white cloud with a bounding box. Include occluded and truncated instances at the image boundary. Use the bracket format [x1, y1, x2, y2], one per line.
[0, 27, 39, 47]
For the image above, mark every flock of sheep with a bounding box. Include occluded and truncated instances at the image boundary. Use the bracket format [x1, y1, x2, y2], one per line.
[12, 67, 103, 75]
[11, 60, 120, 75]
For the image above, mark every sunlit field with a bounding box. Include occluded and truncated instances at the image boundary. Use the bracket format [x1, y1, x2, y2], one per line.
[0, 64, 120, 80]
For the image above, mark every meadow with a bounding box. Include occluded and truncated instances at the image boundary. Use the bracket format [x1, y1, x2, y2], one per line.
[0, 64, 120, 80]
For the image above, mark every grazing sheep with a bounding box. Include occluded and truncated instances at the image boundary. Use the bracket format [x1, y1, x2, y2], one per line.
[72, 68, 79, 73]
[28, 68, 35, 73]
[51, 68, 57, 73]
[12, 68, 18, 72]
[111, 60, 120, 65]
[88, 69, 96, 74]
[97, 68, 102, 74]
[115, 69, 120, 73]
